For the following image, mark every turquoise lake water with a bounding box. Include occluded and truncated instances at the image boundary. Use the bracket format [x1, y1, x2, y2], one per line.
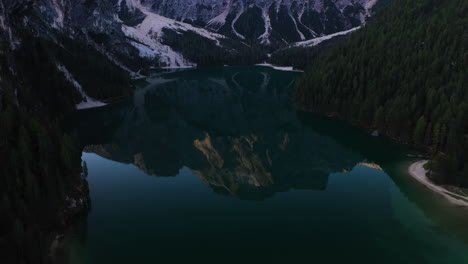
[68, 66, 468, 263]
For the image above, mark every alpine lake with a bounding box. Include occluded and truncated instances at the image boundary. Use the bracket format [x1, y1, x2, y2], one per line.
[66, 66, 468, 263]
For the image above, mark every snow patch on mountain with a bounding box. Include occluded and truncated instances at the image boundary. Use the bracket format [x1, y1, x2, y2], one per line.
[289, 12, 305, 40]
[122, 19, 195, 67]
[231, 6, 246, 40]
[258, 7, 272, 44]
[147, 0, 378, 44]
[118, 0, 138, 12]
[255, 63, 299, 72]
[51, 0, 65, 29]
[366, 0, 379, 9]
[297, 8, 318, 38]
[129, 41, 159, 59]
[125, 0, 226, 44]
[291, 26, 361, 48]
[57, 64, 106, 109]
[120, 0, 230, 67]
[207, 0, 233, 29]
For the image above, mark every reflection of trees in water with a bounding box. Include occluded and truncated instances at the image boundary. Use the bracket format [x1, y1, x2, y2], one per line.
[75, 67, 365, 200]
[71, 67, 468, 244]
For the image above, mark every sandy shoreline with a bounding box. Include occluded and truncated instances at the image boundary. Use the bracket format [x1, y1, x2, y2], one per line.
[408, 160, 468, 207]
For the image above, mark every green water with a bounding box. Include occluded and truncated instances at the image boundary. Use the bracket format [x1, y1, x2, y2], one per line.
[68, 66, 468, 263]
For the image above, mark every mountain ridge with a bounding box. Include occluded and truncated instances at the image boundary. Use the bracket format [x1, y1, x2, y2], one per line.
[146, 0, 378, 44]
[0, 0, 380, 105]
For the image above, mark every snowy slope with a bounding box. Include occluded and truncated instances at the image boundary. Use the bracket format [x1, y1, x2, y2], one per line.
[147, 0, 380, 45]
[120, 0, 228, 68]
[290, 26, 361, 48]
[57, 64, 106, 109]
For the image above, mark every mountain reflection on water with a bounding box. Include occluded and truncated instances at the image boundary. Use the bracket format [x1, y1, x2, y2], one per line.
[67, 67, 468, 264]
[69, 66, 404, 200]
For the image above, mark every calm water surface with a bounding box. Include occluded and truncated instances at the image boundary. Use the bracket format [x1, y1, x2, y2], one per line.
[68, 66, 468, 263]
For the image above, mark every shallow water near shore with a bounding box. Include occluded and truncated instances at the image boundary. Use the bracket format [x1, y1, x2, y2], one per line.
[67, 66, 468, 263]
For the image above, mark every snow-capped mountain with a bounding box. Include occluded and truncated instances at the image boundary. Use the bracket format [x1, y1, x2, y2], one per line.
[144, 0, 379, 44]
[0, 0, 380, 96]
[119, 0, 230, 67]
[114, 0, 380, 66]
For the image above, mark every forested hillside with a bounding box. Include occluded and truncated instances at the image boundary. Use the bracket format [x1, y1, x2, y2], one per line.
[0, 34, 135, 263]
[297, 0, 468, 186]
[268, 35, 349, 70]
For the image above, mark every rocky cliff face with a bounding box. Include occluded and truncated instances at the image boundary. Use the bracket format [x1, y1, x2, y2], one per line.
[0, 0, 379, 75]
[145, 0, 378, 44]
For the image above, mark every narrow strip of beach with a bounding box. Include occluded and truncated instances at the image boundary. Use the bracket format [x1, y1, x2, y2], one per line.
[408, 160, 468, 207]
